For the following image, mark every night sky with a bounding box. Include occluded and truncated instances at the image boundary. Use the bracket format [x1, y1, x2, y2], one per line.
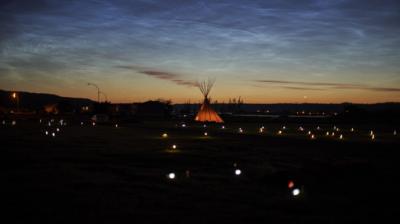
[1, 0, 399, 103]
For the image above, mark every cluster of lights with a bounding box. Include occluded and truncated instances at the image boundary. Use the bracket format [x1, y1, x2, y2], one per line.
[238, 128, 243, 133]
[288, 180, 301, 197]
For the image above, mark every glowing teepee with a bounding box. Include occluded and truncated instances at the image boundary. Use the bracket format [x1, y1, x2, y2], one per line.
[195, 79, 224, 123]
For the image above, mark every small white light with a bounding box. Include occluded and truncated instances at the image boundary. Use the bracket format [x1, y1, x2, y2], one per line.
[182, 124, 186, 128]
[80, 122, 84, 126]
[351, 128, 354, 132]
[308, 131, 312, 135]
[292, 188, 301, 196]
[394, 130, 397, 136]
[45, 131, 49, 135]
[311, 134, 315, 139]
[168, 173, 175, 179]
[52, 132, 55, 137]
[371, 134, 375, 140]
[221, 125, 225, 129]
[203, 124, 207, 128]
[239, 128, 243, 133]
[278, 130, 282, 135]
[317, 126, 321, 130]
[39, 119, 42, 123]
[162, 133, 168, 138]
[204, 132, 208, 136]
[56, 128, 60, 132]
[339, 134, 343, 140]
[172, 144, 177, 149]
[2, 120, 6, 125]
[326, 132, 330, 136]
[283, 126, 286, 130]
[331, 132, 335, 137]
[92, 122, 96, 126]
[12, 120, 16, 126]
[48, 122, 51, 127]
[115, 124, 118, 128]
[235, 169, 241, 175]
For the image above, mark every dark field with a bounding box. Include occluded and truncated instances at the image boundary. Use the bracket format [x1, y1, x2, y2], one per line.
[2, 118, 400, 223]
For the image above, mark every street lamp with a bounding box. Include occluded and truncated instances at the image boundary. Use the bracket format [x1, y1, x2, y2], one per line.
[11, 92, 20, 112]
[87, 83, 100, 103]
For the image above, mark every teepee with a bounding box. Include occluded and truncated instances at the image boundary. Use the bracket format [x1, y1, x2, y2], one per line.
[195, 79, 224, 123]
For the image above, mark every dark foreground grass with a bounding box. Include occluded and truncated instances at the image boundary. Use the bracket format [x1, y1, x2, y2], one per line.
[2, 119, 400, 223]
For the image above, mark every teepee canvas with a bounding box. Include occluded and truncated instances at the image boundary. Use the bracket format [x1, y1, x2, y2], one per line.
[195, 80, 224, 123]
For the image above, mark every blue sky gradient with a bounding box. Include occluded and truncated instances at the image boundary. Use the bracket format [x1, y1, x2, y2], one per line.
[1, 0, 399, 103]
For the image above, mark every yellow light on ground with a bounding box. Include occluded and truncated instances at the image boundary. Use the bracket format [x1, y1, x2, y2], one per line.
[168, 173, 175, 179]
[278, 130, 282, 135]
[12, 92, 17, 99]
[235, 169, 242, 175]
[370, 130, 374, 136]
[162, 133, 168, 138]
[259, 128, 264, 133]
[371, 134, 375, 140]
[292, 188, 301, 197]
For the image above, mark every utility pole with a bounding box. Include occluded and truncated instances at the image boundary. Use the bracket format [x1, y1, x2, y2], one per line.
[99, 91, 108, 103]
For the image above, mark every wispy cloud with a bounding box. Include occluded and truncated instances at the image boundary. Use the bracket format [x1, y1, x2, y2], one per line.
[254, 79, 400, 92]
[115, 65, 196, 87]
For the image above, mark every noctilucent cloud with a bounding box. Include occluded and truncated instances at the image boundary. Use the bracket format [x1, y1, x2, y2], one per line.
[1, 0, 399, 103]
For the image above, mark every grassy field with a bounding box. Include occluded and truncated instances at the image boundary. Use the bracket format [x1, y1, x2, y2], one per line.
[2, 118, 400, 223]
